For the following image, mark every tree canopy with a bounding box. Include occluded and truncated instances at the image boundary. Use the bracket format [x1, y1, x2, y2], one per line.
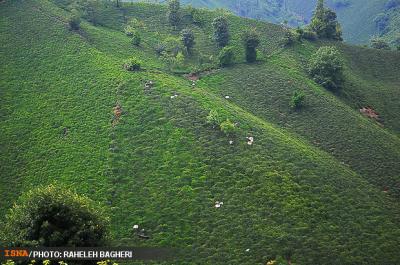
[1, 184, 110, 247]
[242, 28, 260, 63]
[212, 16, 230, 47]
[309, 0, 343, 40]
[308, 46, 344, 90]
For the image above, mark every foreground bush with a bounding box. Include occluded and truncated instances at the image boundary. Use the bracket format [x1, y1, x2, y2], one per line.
[308, 46, 344, 90]
[1, 184, 109, 247]
[123, 57, 142, 71]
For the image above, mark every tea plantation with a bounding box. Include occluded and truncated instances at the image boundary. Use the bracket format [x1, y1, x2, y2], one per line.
[0, 0, 400, 264]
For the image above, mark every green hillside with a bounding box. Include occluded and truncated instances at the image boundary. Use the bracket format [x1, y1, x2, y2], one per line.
[275, 0, 400, 45]
[1, 0, 400, 264]
[132, 0, 400, 45]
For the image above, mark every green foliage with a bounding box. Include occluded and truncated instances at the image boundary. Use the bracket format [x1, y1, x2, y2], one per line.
[2, 1, 400, 264]
[67, 14, 80, 31]
[296, 27, 317, 41]
[161, 51, 185, 71]
[175, 51, 185, 67]
[80, 0, 103, 26]
[308, 46, 344, 90]
[162, 36, 184, 56]
[302, 30, 318, 41]
[124, 18, 144, 37]
[282, 30, 295, 46]
[131, 31, 141, 46]
[212, 16, 230, 47]
[1, 184, 109, 247]
[168, 0, 180, 28]
[218, 46, 235, 67]
[1, 260, 15, 265]
[309, 0, 343, 41]
[220, 119, 236, 136]
[242, 28, 260, 63]
[290, 90, 305, 109]
[154, 42, 166, 55]
[123, 57, 141, 71]
[206, 109, 221, 127]
[180, 28, 195, 54]
[124, 25, 134, 36]
[187, 5, 205, 26]
[370, 37, 391, 50]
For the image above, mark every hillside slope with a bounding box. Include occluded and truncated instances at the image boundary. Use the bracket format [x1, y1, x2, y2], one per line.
[133, 0, 400, 45]
[1, 0, 400, 264]
[284, 0, 389, 43]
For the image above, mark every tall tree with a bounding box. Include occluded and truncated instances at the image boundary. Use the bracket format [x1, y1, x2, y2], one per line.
[309, 0, 342, 40]
[242, 28, 260, 63]
[168, 0, 180, 29]
[181, 28, 195, 54]
[212, 16, 230, 47]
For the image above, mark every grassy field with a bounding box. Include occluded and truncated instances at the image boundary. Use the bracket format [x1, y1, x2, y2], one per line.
[1, 0, 400, 264]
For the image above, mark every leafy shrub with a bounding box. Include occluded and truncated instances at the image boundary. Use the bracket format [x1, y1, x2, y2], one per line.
[290, 90, 305, 109]
[124, 25, 135, 36]
[68, 14, 81, 31]
[242, 28, 260, 63]
[370, 38, 391, 50]
[160, 51, 185, 71]
[162, 36, 184, 56]
[181, 28, 195, 53]
[302, 30, 318, 41]
[206, 109, 221, 127]
[218, 46, 235, 67]
[282, 30, 296, 46]
[1, 184, 109, 247]
[308, 46, 344, 90]
[220, 119, 236, 136]
[127, 18, 145, 28]
[212, 16, 230, 47]
[123, 57, 142, 71]
[132, 31, 141, 46]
